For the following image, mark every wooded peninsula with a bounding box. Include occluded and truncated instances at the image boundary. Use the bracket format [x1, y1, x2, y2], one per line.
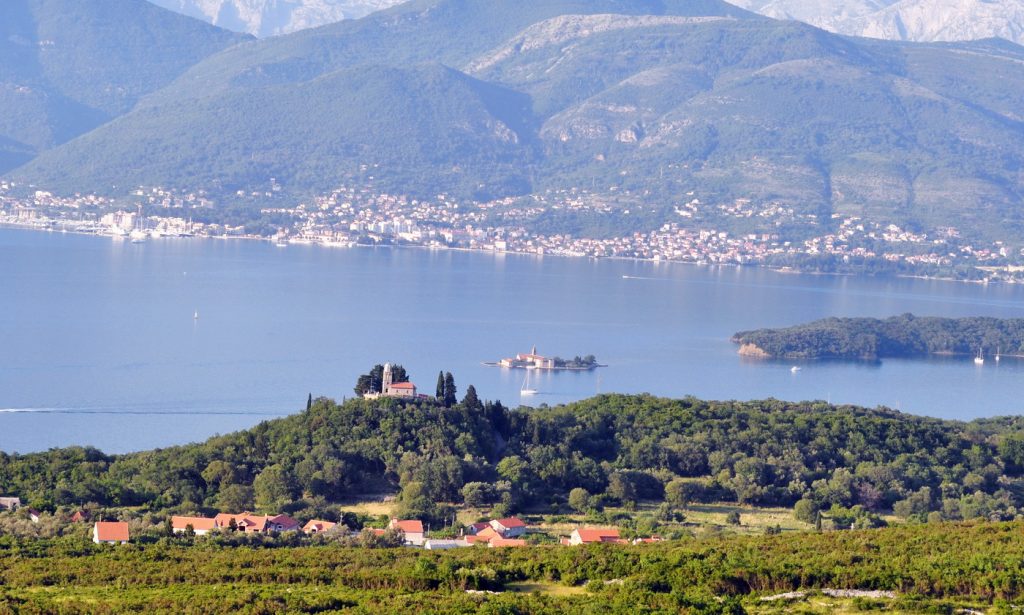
[733, 314, 1024, 360]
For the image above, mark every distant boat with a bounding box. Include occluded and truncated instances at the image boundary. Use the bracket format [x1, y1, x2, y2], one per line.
[193, 310, 199, 320]
[520, 372, 538, 396]
[996, 346, 1001, 363]
[975, 348, 985, 366]
[129, 229, 147, 243]
[790, 366, 801, 373]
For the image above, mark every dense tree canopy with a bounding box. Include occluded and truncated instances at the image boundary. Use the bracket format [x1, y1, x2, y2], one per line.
[3, 393, 1024, 524]
[733, 314, 1024, 360]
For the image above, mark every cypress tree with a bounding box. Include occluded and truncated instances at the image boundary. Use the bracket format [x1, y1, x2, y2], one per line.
[306, 393, 313, 411]
[436, 371, 445, 401]
[443, 372, 457, 407]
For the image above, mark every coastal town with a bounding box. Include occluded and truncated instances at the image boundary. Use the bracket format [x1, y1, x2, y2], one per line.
[1, 179, 1021, 281]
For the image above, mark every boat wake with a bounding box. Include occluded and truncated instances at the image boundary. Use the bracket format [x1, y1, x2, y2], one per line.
[0, 407, 283, 416]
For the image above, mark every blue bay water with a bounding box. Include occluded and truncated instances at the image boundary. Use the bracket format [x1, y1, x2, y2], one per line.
[3, 227, 1024, 453]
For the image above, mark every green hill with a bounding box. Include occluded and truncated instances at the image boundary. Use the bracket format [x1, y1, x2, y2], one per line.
[0, 0, 249, 173]
[3, 393, 1024, 525]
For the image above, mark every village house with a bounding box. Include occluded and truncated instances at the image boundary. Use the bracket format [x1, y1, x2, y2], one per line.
[171, 515, 218, 535]
[27, 509, 41, 524]
[71, 510, 89, 523]
[489, 517, 527, 538]
[214, 512, 300, 533]
[93, 521, 130, 545]
[0, 497, 21, 511]
[471, 526, 501, 542]
[567, 527, 624, 546]
[389, 519, 425, 546]
[499, 346, 555, 369]
[465, 521, 491, 535]
[302, 520, 336, 534]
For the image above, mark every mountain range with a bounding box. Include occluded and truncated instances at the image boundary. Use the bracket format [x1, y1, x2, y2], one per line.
[731, 0, 1024, 46]
[5, 0, 1024, 241]
[146, 0, 402, 37]
[0, 0, 249, 174]
[148, 0, 1024, 47]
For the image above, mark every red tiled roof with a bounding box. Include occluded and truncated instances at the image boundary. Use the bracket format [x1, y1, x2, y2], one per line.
[214, 512, 247, 527]
[171, 516, 217, 531]
[492, 517, 526, 529]
[574, 528, 621, 543]
[94, 521, 130, 542]
[302, 520, 336, 533]
[475, 527, 500, 540]
[268, 514, 299, 529]
[389, 382, 416, 390]
[391, 519, 424, 533]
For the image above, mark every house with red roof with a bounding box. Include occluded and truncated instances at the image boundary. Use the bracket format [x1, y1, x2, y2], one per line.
[568, 527, 624, 546]
[466, 522, 491, 535]
[488, 537, 527, 548]
[302, 519, 337, 534]
[93, 521, 130, 545]
[389, 518, 425, 546]
[71, 510, 89, 523]
[215, 512, 300, 534]
[171, 515, 218, 535]
[472, 526, 501, 542]
[489, 517, 527, 538]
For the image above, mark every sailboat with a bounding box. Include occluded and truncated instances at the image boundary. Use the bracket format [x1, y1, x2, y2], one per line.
[520, 371, 538, 396]
[974, 348, 985, 366]
[996, 346, 1001, 363]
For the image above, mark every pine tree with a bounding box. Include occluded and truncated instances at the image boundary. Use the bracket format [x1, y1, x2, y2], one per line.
[436, 371, 445, 401]
[443, 372, 457, 407]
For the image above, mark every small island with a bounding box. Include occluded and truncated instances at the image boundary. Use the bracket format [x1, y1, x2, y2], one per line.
[733, 314, 1024, 360]
[487, 346, 604, 370]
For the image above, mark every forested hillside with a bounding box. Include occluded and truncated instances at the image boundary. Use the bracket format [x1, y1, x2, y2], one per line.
[0, 0, 249, 172]
[733, 314, 1024, 360]
[4, 393, 1024, 525]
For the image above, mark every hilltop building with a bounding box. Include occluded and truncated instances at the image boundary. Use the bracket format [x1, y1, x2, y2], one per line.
[363, 363, 418, 399]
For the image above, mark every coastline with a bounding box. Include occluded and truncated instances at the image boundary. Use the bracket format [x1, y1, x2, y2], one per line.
[0, 220, 1010, 286]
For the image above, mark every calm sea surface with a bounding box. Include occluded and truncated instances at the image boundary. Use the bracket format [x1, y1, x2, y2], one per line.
[4, 227, 1024, 453]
